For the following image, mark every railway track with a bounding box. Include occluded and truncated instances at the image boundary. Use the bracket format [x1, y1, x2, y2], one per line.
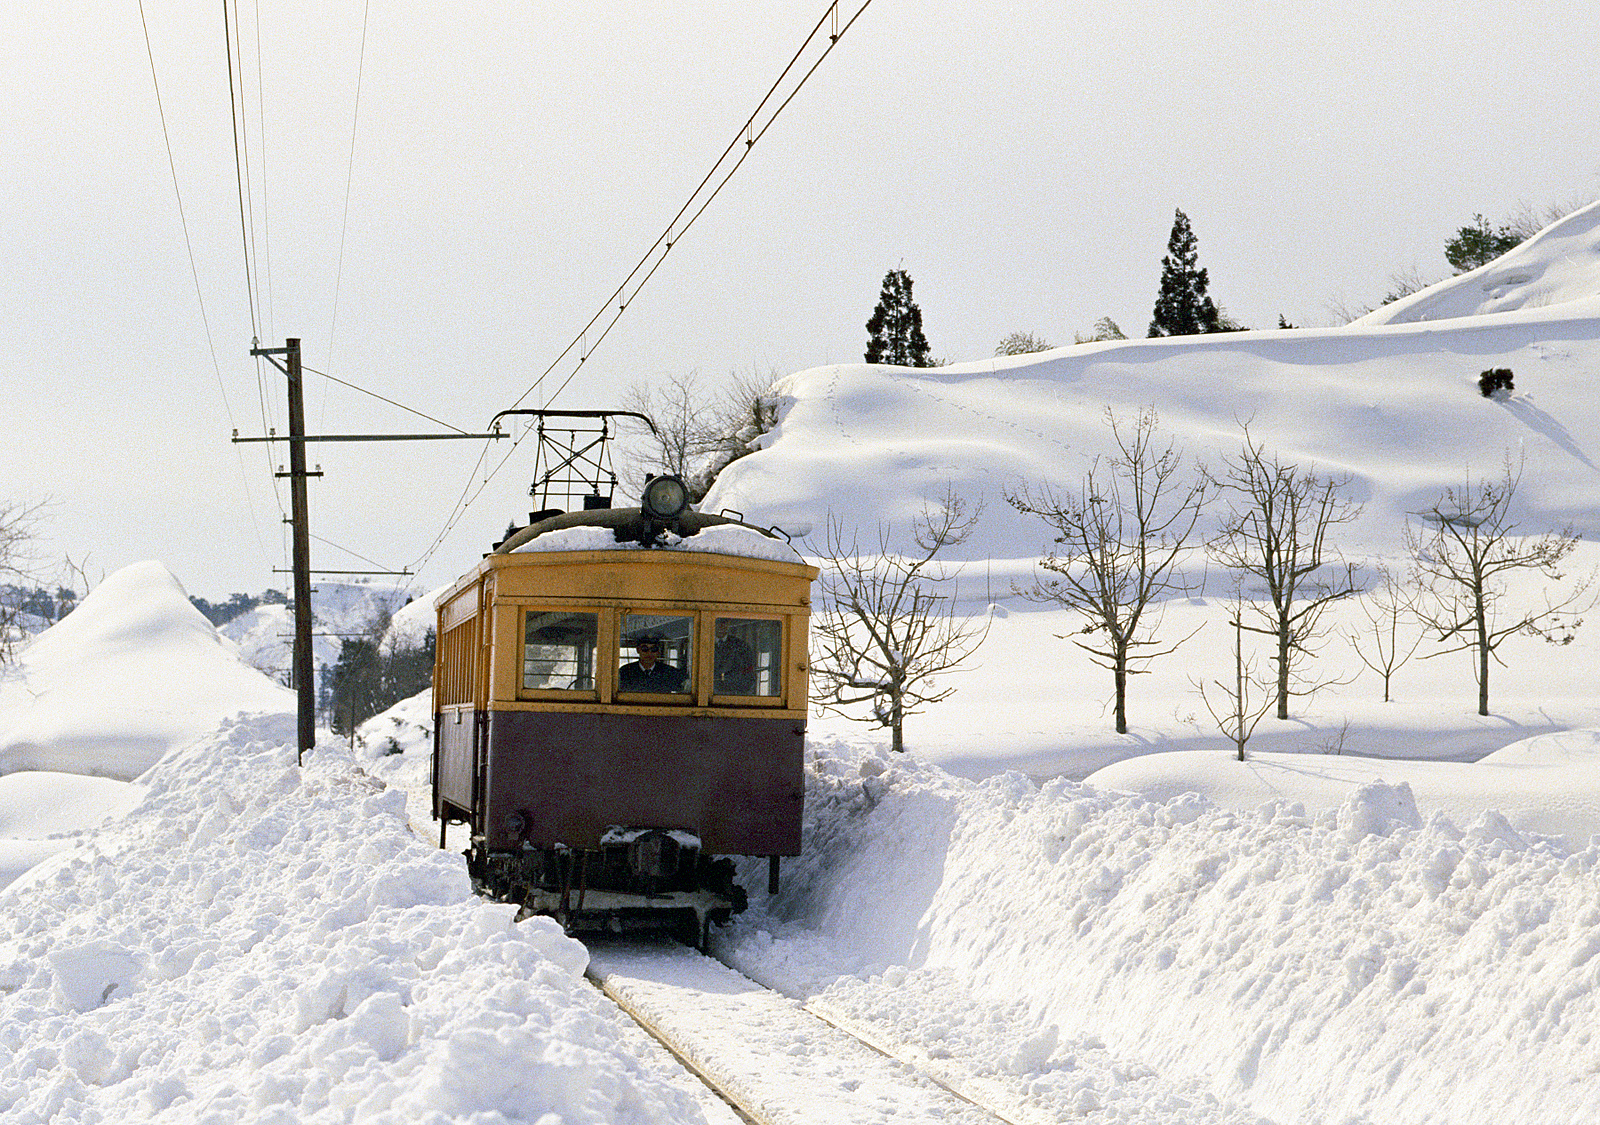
[585, 939, 1038, 1125]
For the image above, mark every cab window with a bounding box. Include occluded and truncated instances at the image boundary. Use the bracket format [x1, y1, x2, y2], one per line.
[618, 613, 693, 695]
[713, 617, 783, 697]
[523, 611, 599, 691]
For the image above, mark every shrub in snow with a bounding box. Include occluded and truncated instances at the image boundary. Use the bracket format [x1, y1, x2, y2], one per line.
[1478, 367, 1514, 397]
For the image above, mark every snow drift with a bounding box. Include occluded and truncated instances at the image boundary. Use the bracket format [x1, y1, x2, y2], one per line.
[1356, 199, 1600, 325]
[0, 561, 292, 779]
[724, 741, 1600, 1125]
[0, 716, 718, 1124]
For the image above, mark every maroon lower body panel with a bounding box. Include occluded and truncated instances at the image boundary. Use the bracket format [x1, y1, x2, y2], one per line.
[478, 710, 804, 856]
[435, 708, 476, 815]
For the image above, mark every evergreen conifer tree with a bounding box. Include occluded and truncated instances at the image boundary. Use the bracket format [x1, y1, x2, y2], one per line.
[1445, 214, 1522, 274]
[1148, 209, 1221, 338]
[864, 269, 933, 366]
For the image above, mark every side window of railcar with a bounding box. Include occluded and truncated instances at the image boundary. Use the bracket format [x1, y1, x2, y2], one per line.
[713, 617, 783, 698]
[618, 613, 693, 695]
[523, 611, 599, 691]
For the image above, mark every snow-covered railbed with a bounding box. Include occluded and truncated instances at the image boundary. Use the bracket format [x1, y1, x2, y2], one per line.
[591, 939, 1267, 1125]
[587, 939, 1007, 1124]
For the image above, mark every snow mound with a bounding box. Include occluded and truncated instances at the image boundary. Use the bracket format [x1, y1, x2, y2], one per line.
[0, 714, 714, 1123]
[1357, 198, 1600, 325]
[723, 740, 1600, 1125]
[0, 771, 143, 839]
[0, 561, 292, 780]
[1084, 733, 1600, 852]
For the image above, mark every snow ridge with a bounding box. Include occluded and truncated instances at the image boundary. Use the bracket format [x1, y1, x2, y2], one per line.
[0, 716, 714, 1124]
[728, 743, 1600, 1125]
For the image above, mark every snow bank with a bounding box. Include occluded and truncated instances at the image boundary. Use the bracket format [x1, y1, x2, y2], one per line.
[0, 561, 292, 780]
[725, 741, 1600, 1125]
[0, 714, 715, 1124]
[1086, 730, 1600, 851]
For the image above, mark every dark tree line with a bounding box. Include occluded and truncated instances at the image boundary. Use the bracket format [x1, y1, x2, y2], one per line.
[323, 613, 436, 737]
[190, 589, 288, 627]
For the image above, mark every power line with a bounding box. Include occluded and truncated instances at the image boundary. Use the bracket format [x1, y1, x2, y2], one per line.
[302, 364, 471, 434]
[251, 0, 275, 343]
[223, 0, 260, 339]
[406, 0, 875, 581]
[326, 0, 372, 371]
[138, 0, 278, 570]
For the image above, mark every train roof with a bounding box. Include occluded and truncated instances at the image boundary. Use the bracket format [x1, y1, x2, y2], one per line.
[494, 507, 808, 566]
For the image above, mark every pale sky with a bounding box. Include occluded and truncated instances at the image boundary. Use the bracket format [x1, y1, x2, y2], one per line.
[3, 0, 1598, 598]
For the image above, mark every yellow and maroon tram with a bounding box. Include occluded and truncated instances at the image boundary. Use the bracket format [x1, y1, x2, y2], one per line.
[432, 474, 817, 941]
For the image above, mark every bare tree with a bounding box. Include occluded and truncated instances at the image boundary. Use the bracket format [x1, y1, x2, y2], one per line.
[1347, 566, 1424, 702]
[0, 499, 48, 662]
[1006, 407, 1209, 734]
[1194, 602, 1277, 761]
[623, 371, 714, 499]
[995, 331, 1053, 356]
[1208, 431, 1363, 720]
[1406, 465, 1591, 716]
[624, 368, 782, 502]
[699, 368, 782, 486]
[810, 490, 989, 752]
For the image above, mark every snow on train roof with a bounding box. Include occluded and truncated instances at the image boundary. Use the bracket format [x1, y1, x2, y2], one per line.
[509, 522, 806, 565]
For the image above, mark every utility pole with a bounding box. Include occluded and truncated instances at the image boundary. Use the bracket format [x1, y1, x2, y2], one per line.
[239, 339, 506, 765]
[251, 338, 315, 761]
[284, 339, 315, 762]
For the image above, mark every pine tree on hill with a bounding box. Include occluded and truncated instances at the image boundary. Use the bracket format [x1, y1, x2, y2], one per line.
[1445, 214, 1523, 274]
[1148, 209, 1222, 338]
[864, 269, 933, 366]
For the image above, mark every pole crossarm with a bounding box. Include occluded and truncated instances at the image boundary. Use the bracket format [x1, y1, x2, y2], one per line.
[233, 432, 506, 443]
[271, 568, 413, 576]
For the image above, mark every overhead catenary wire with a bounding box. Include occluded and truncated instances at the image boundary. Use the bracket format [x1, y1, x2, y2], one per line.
[223, 0, 261, 342]
[138, 0, 280, 573]
[325, 0, 372, 375]
[404, 0, 876, 583]
[301, 365, 471, 435]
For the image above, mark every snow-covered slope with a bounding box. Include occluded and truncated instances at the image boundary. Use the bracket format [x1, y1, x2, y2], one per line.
[0, 561, 292, 779]
[220, 580, 436, 685]
[0, 716, 714, 1124]
[704, 210, 1600, 564]
[1356, 199, 1600, 325]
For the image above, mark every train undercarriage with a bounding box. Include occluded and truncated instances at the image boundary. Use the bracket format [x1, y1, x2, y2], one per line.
[466, 827, 751, 948]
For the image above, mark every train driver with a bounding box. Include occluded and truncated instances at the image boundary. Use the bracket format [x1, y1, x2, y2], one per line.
[619, 634, 687, 693]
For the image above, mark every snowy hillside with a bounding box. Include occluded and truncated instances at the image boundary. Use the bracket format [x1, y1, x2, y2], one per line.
[704, 211, 1600, 564]
[1357, 199, 1600, 325]
[221, 580, 439, 686]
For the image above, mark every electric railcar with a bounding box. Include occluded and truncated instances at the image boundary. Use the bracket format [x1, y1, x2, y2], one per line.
[431, 475, 817, 942]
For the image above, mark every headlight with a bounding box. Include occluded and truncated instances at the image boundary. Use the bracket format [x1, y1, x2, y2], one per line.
[641, 475, 690, 522]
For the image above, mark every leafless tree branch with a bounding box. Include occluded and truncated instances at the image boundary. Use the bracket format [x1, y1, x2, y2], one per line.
[1006, 407, 1209, 733]
[1405, 461, 1593, 715]
[810, 488, 990, 752]
[1208, 427, 1364, 719]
